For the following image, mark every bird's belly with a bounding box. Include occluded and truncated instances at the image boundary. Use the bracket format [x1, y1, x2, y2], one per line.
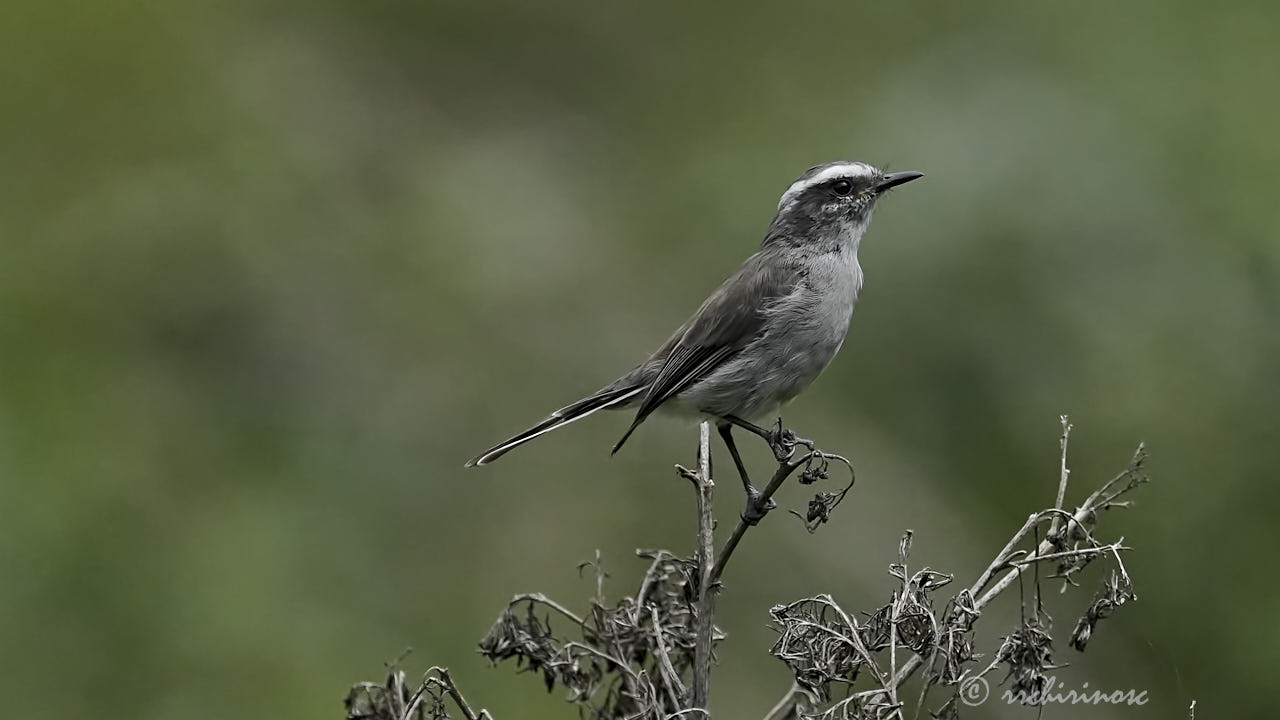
[673, 303, 853, 420]
[665, 249, 861, 421]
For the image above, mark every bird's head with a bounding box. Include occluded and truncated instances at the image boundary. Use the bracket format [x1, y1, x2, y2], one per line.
[765, 161, 923, 251]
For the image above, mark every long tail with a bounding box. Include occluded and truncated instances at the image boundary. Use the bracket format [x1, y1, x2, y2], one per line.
[465, 384, 645, 467]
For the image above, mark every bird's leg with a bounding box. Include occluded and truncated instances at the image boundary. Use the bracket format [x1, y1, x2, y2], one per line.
[716, 422, 754, 495]
[717, 421, 776, 525]
[723, 415, 774, 447]
[725, 415, 814, 463]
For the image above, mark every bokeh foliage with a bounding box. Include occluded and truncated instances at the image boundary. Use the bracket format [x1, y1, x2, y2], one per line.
[2, 1, 1277, 718]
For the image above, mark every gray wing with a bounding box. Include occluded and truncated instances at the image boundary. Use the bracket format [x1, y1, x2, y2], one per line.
[611, 248, 801, 453]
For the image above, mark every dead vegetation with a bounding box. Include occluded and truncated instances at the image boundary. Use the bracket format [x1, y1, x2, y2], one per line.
[347, 417, 1148, 719]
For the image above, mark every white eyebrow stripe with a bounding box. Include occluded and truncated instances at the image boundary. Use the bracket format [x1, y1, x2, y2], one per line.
[777, 162, 878, 210]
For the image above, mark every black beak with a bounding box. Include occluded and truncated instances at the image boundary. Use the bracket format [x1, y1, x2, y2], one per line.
[874, 171, 924, 192]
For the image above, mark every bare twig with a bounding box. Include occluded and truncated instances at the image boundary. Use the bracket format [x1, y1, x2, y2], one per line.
[685, 422, 716, 717]
[346, 663, 494, 720]
[1049, 415, 1073, 540]
[507, 593, 587, 627]
[633, 551, 674, 623]
[650, 606, 687, 708]
[432, 667, 490, 720]
[761, 683, 803, 720]
[1005, 541, 1130, 567]
[711, 450, 812, 584]
[966, 513, 1039, 599]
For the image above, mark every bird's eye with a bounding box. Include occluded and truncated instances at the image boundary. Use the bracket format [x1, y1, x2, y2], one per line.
[831, 179, 854, 196]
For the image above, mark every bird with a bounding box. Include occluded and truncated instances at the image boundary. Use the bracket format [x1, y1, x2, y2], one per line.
[466, 161, 923, 515]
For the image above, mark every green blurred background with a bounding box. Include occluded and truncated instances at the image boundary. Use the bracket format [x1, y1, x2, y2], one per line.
[2, 0, 1277, 717]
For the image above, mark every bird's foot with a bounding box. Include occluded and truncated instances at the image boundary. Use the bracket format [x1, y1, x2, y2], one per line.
[769, 418, 815, 463]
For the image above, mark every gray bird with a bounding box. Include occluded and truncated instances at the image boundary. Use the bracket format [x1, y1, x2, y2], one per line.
[466, 161, 922, 515]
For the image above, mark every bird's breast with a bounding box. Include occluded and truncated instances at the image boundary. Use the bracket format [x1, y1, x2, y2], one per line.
[673, 249, 863, 420]
[801, 248, 863, 330]
[770, 250, 861, 369]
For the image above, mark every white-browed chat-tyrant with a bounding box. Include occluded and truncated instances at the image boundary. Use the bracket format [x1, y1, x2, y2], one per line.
[466, 161, 923, 516]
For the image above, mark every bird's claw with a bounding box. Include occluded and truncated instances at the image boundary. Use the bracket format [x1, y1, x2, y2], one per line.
[769, 420, 814, 463]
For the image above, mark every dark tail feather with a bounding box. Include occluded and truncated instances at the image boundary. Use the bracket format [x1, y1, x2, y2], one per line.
[610, 416, 645, 456]
[465, 384, 644, 467]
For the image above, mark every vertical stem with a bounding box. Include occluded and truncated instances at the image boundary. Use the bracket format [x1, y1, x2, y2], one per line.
[691, 421, 716, 717]
[1049, 415, 1072, 539]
